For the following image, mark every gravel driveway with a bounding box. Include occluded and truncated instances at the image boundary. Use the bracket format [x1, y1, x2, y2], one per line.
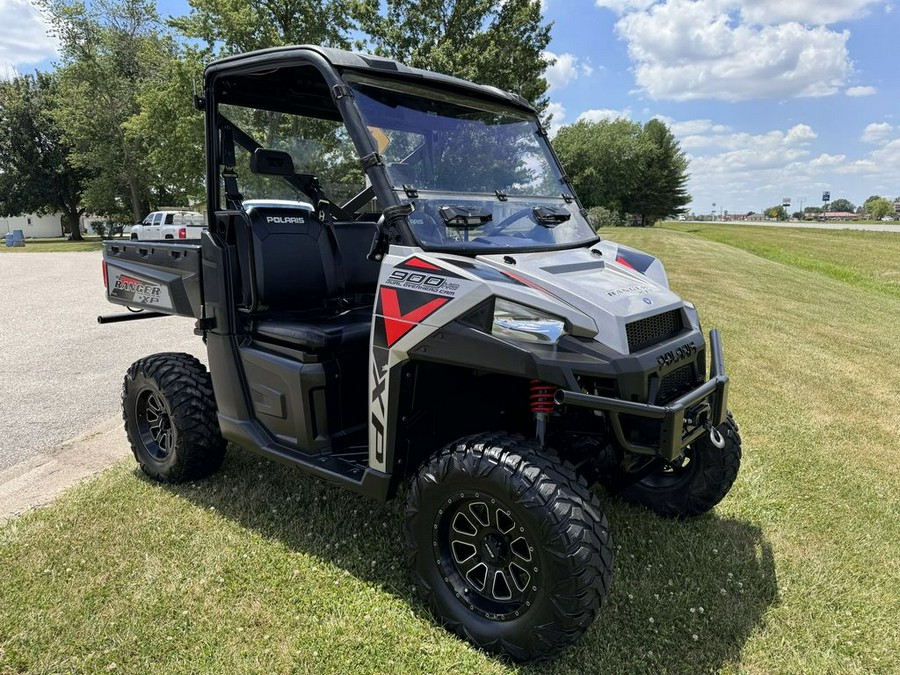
[0, 251, 206, 471]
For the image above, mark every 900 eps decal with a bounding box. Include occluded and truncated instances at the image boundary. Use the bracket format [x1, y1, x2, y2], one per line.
[109, 271, 173, 309]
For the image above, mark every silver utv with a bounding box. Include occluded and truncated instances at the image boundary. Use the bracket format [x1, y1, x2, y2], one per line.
[104, 45, 741, 663]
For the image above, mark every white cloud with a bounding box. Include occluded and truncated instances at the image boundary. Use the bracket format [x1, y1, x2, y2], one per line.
[809, 153, 847, 168]
[785, 124, 817, 143]
[577, 108, 632, 123]
[546, 101, 567, 137]
[615, 2, 852, 102]
[543, 51, 581, 91]
[598, 0, 881, 25]
[0, 0, 57, 79]
[595, 0, 656, 13]
[860, 122, 893, 144]
[846, 85, 877, 96]
[737, 0, 879, 26]
[597, 0, 859, 102]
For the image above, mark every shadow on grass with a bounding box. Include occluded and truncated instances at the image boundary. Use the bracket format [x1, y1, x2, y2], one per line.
[157, 445, 777, 674]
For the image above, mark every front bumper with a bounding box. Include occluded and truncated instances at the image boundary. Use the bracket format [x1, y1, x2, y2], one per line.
[555, 329, 729, 461]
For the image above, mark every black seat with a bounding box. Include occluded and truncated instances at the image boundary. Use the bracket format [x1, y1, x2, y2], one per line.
[239, 205, 379, 354]
[254, 308, 372, 352]
[331, 220, 380, 301]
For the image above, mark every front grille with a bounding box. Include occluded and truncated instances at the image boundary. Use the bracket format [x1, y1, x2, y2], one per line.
[657, 365, 694, 402]
[626, 309, 683, 352]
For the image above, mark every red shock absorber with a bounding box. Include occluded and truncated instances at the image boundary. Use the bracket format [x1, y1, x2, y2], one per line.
[529, 380, 556, 415]
[529, 380, 556, 445]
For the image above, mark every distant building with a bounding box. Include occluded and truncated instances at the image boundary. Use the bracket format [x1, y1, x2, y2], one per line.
[0, 213, 89, 238]
[805, 211, 857, 221]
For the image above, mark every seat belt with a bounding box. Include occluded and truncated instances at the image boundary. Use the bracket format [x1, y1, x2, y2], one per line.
[220, 123, 243, 210]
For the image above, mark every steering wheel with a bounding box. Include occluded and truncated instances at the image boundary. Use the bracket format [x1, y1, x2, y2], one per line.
[481, 207, 536, 237]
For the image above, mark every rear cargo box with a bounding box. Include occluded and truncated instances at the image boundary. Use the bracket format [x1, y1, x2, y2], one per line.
[103, 241, 203, 318]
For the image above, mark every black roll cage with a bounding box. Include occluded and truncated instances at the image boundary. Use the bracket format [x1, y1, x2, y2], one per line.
[202, 45, 583, 253]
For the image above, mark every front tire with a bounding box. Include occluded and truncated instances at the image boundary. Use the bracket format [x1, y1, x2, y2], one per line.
[405, 433, 613, 662]
[122, 353, 225, 482]
[617, 415, 742, 518]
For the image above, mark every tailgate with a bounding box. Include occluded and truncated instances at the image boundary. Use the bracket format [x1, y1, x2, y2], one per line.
[103, 241, 203, 318]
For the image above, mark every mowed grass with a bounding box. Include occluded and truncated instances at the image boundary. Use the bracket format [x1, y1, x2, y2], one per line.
[661, 221, 900, 300]
[2, 228, 899, 674]
[0, 237, 105, 253]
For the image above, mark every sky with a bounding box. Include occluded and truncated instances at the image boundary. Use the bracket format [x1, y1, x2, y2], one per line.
[2, 0, 897, 215]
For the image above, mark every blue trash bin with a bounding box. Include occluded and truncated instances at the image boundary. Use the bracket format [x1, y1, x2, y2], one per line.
[11, 229, 25, 247]
[4, 232, 13, 247]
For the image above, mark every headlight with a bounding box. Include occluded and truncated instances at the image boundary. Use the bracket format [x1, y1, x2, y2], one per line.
[492, 299, 567, 344]
[683, 301, 700, 329]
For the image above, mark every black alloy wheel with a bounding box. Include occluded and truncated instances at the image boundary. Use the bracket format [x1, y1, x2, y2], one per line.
[436, 492, 540, 620]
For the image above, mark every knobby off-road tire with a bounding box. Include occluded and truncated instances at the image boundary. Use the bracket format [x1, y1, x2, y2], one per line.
[618, 414, 742, 518]
[405, 433, 613, 662]
[122, 353, 226, 483]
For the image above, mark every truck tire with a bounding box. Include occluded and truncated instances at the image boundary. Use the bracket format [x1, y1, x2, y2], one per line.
[405, 433, 613, 662]
[617, 415, 741, 518]
[122, 353, 225, 483]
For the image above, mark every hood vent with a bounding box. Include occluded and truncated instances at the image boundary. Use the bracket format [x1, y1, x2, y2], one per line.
[626, 309, 683, 352]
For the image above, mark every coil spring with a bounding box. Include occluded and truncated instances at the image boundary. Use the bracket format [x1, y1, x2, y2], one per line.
[529, 380, 556, 415]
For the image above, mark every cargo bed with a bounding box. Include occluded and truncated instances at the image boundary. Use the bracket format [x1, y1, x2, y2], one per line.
[103, 240, 203, 318]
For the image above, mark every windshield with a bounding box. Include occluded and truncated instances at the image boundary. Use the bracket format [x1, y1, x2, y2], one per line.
[348, 78, 598, 252]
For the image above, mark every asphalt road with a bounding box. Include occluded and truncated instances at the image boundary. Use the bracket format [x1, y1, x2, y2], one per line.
[0, 252, 206, 471]
[686, 220, 900, 233]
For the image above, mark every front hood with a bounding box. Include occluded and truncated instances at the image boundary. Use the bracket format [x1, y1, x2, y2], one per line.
[473, 244, 686, 354]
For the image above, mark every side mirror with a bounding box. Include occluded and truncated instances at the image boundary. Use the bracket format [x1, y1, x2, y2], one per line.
[250, 148, 295, 176]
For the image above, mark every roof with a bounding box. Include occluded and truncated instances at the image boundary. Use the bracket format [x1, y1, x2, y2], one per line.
[205, 45, 534, 114]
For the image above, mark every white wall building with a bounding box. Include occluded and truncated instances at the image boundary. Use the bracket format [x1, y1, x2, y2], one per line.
[1, 212, 90, 238]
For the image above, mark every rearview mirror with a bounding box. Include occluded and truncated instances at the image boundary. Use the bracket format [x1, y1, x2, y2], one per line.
[250, 148, 295, 176]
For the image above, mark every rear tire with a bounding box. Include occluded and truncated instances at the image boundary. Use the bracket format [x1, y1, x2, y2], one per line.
[122, 353, 225, 483]
[405, 433, 613, 662]
[617, 415, 741, 518]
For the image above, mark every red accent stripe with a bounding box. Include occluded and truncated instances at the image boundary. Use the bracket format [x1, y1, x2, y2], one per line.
[500, 270, 566, 303]
[380, 288, 450, 347]
[616, 255, 636, 270]
[404, 256, 441, 271]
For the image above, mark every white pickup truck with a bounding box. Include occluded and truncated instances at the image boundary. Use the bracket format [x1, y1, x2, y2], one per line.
[129, 211, 206, 240]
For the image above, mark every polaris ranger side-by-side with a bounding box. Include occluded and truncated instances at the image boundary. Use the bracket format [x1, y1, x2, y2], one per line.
[100, 46, 741, 662]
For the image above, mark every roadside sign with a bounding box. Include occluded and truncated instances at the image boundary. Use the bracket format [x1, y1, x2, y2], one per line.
[822, 191, 830, 202]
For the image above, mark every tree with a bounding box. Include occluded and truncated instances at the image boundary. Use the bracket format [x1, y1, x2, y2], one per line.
[552, 118, 691, 226]
[829, 198, 855, 213]
[764, 205, 787, 220]
[0, 73, 88, 240]
[357, 0, 552, 113]
[868, 197, 894, 220]
[625, 119, 690, 226]
[862, 195, 887, 218]
[171, 0, 355, 54]
[37, 0, 175, 223]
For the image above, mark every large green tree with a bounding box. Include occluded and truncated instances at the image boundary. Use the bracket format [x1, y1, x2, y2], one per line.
[553, 117, 691, 225]
[829, 198, 855, 213]
[357, 0, 552, 112]
[625, 119, 691, 226]
[37, 0, 175, 223]
[171, 0, 355, 54]
[867, 197, 894, 220]
[0, 73, 88, 239]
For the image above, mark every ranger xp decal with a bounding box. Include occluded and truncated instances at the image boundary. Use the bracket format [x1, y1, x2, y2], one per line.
[109, 271, 173, 309]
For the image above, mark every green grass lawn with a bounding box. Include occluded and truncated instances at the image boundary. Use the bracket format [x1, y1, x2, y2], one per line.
[660, 221, 900, 300]
[0, 237, 105, 253]
[2, 228, 899, 674]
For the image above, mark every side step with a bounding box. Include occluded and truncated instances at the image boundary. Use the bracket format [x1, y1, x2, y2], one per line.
[218, 416, 392, 500]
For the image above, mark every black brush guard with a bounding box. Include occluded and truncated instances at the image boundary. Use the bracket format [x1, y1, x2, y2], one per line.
[555, 329, 729, 461]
